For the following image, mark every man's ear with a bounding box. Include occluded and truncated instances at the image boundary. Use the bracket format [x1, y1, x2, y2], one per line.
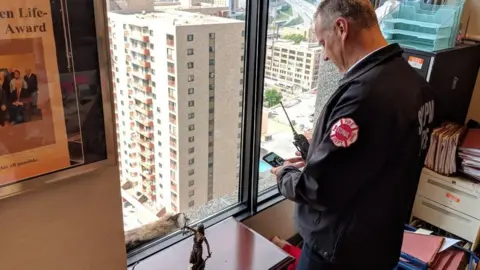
[335, 17, 349, 40]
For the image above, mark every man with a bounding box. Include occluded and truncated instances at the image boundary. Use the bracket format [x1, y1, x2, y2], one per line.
[24, 68, 38, 111]
[9, 79, 30, 124]
[270, 0, 436, 269]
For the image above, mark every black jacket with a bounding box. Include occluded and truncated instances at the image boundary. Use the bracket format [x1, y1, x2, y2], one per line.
[10, 88, 30, 104]
[24, 74, 38, 92]
[0, 86, 5, 107]
[277, 44, 436, 269]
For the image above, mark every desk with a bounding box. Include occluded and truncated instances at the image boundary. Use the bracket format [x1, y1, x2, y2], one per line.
[130, 217, 295, 270]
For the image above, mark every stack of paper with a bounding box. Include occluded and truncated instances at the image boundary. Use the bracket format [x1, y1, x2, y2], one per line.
[458, 129, 480, 181]
[401, 231, 467, 269]
[425, 123, 465, 176]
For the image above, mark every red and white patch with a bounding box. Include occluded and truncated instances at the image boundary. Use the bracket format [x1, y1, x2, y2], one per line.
[330, 118, 359, 148]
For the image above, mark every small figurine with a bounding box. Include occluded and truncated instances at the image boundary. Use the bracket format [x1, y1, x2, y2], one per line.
[183, 223, 212, 270]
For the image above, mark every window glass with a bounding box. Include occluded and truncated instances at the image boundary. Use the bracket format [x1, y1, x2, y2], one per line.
[107, 2, 247, 237]
[259, 0, 342, 193]
[0, 0, 107, 187]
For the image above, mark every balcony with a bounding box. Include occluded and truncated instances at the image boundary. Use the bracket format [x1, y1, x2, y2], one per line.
[132, 58, 151, 68]
[140, 160, 154, 171]
[134, 94, 153, 105]
[136, 115, 153, 127]
[141, 170, 155, 181]
[135, 106, 153, 116]
[167, 67, 175, 74]
[167, 39, 174, 47]
[170, 152, 177, 160]
[130, 46, 150, 56]
[136, 137, 154, 149]
[139, 148, 154, 159]
[131, 69, 151, 81]
[130, 31, 149, 43]
[171, 184, 177, 192]
[137, 128, 153, 138]
[132, 81, 152, 93]
[168, 80, 175, 87]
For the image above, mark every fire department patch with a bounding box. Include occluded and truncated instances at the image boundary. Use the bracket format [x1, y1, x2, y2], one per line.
[330, 118, 359, 148]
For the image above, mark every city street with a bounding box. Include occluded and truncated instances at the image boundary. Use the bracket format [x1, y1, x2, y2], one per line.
[282, 0, 316, 27]
[262, 92, 316, 159]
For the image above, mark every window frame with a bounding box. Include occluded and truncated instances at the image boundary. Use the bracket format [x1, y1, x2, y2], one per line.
[124, 0, 281, 266]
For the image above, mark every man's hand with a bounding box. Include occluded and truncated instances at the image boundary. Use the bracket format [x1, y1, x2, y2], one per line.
[295, 130, 313, 158]
[0, 105, 5, 111]
[270, 156, 306, 178]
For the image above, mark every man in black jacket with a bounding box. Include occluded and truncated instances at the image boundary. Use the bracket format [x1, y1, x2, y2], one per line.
[24, 68, 39, 113]
[270, 0, 436, 269]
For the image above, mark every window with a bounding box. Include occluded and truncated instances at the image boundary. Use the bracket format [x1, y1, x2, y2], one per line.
[106, 0, 269, 264]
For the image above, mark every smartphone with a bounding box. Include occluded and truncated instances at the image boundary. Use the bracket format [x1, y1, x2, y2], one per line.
[262, 152, 285, 167]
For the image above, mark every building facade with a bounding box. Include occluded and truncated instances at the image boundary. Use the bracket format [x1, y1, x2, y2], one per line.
[109, 10, 244, 213]
[265, 40, 321, 92]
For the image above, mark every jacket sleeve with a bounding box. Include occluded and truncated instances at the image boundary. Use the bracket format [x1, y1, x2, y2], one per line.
[277, 83, 393, 211]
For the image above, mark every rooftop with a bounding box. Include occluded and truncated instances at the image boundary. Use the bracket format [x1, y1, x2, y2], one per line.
[110, 9, 242, 26]
[267, 39, 322, 51]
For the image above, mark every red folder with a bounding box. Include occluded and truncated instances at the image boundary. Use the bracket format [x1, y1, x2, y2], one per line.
[401, 232, 444, 265]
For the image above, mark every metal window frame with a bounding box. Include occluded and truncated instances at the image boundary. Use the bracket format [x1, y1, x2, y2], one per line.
[127, 0, 273, 266]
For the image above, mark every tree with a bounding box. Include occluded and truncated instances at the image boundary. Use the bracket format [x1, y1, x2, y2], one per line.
[283, 33, 306, 44]
[264, 88, 283, 107]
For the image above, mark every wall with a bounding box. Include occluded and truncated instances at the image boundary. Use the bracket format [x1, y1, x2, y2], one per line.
[243, 200, 296, 240]
[0, 166, 126, 270]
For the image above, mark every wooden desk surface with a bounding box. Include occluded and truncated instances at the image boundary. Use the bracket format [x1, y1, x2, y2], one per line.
[131, 217, 294, 270]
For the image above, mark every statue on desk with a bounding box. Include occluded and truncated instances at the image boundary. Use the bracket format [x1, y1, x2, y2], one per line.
[182, 223, 212, 270]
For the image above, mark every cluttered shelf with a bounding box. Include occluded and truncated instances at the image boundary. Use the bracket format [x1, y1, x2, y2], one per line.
[128, 217, 294, 270]
[400, 122, 480, 269]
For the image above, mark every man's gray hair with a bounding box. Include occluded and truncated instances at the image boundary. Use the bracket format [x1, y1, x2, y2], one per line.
[314, 0, 378, 30]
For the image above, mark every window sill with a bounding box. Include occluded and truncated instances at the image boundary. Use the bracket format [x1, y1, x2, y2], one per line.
[127, 188, 285, 267]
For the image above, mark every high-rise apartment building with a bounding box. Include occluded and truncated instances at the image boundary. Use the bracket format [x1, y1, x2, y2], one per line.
[108, 10, 245, 213]
[265, 40, 321, 92]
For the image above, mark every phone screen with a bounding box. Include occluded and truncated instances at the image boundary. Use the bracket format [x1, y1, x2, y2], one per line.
[262, 152, 285, 167]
